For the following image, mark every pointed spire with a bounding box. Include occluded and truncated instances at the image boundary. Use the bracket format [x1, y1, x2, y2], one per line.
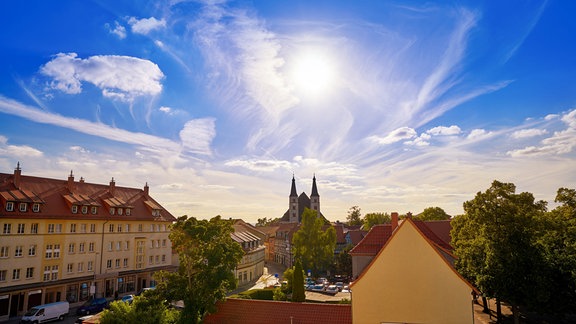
[290, 174, 298, 197]
[311, 174, 319, 197]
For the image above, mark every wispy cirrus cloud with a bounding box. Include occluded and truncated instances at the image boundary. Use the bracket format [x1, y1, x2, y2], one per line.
[40, 53, 164, 102]
[511, 128, 548, 139]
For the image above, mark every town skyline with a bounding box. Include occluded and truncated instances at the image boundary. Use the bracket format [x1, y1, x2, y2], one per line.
[1, 0, 575, 223]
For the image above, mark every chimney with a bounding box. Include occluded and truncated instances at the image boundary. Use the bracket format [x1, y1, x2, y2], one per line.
[79, 177, 85, 183]
[13, 162, 22, 189]
[406, 212, 413, 219]
[67, 170, 75, 191]
[391, 212, 399, 231]
[144, 182, 149, 198]
[109, 177, 116, 195]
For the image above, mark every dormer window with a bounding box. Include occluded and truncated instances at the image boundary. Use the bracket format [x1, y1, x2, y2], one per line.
[109, 208, 115, 215]
[71, 205, 78, 214]
[81, 206, 88, 214]
[152, 210, 160, 217]
[19, 203, 27, 212]
[6, 202, 14, 212]
[118, 208, 123, 216]
[33, 203, 40, 213]
[91, 207, 98, 214]
[125, 208, 131, 216]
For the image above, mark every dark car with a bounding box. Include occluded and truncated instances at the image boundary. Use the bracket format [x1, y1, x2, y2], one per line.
[76, 297, 108, 315]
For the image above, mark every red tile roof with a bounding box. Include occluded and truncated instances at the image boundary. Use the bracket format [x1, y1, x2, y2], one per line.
[348, 224, 393, 255]
[345, 229, 367, 246]
[203, 298, 352, 324]
[412, 220, 453, 251]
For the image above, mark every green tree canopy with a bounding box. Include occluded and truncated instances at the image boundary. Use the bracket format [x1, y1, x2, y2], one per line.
[292, 208, 337, 276]
[451, 180, 548, 323]
[255, 217, 279, 227]
[154, 215, 244, 324]
[362, 212, 390, 230]
[99, 291, 180, 324]
[292, 260, 306, 302]
[414, 207, 450, 221]
[346, 206, 363, 226]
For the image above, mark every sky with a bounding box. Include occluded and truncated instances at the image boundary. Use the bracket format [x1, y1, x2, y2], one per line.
[1, 0, 575, 223]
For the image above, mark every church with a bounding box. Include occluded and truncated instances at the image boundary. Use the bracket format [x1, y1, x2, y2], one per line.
[280, 175, 324, 223]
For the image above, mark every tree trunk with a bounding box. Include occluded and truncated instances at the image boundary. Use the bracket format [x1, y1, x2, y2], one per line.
[496, 299, 502, 323]
[482, 296, 489, 313]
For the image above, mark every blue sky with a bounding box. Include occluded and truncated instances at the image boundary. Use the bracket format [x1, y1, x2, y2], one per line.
[1, 0, 575, 222]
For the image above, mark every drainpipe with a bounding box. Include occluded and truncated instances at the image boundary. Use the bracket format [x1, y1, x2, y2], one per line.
[99, 220, 109, 297]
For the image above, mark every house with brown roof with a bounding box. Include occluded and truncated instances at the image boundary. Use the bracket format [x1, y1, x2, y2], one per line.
[0, 164, 176, 321]
[232, 220, 266, 287]
[350, 217, 477, 324]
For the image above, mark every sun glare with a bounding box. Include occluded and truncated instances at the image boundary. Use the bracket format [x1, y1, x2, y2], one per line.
[290, 51, 336, 97]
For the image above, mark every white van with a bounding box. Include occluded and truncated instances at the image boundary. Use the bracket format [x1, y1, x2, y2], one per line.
[20, 301, 69, 323]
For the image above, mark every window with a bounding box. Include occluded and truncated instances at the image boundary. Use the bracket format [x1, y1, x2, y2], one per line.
[162, 255, 166, 263]
[90, 224, 96, 233]
[0, 246, 9, 258]
[107, 242, 112, 252]
[5, 202, 14, 212]
[162, 239, 167, 247]
[150, 224, 154, 232]
[149, 256, 153, 265]
[17, 223, 25, 234]
[19, 203, 27, 212]
[91, 206, 98, 214]
[116, 242, 121, 251]
[55, 224, 62, 233]
[68, 243, 75, 254]
[87, 261, 93, 272]
[33, 203, 40, 212]
[109, 224, 114, 232]
[81, 206, 88, 214]
[70, 224, 76, 233]
[123, 258, 128, 267]
[118, 208, 123, 216]
[88, 242, 94, 252]
[156, 240, 160, 248]
[0, 270, 6, 281]
[67, 263, 73, 273]
[115, 259, 120, 268]
[79, 243, 85, 253]
[117, 224, 122, 232]
[14, 246, 23, 257]
[155, 255, 159, 264]
[3, 223, 11, 234]
[78, 262, 84, 272]
[125, 224, 130, 232]
[43, 266, 50, 281]
[26, 267, 34, 279]
[109, 208, 115, 215]
[53, 244, 60, 258]
[30, 223, 38, 234]
[150, 240, 154, 249]
[28, 245, 36, 256]
[72, 205, 78, 214]
[51, 265, 58, 280]
[126, 208, 131, 216]
[124, 241, 129, 250]
[106, 260, 112, 269]
[48, 224, 55, 233]
[12, 269, 20, 280]
[45, 244, 53, 259]
[80, 224, 86, 233]
[138, 224, 143, 232]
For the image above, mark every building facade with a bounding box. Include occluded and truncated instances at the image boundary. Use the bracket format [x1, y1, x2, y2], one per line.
[0, 165, 176, 321]
[232, 220, 266, 287]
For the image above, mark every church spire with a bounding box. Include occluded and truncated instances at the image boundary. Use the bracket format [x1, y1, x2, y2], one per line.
[310, 174, 320, 213]
[311, 174, 319, 197]
[290, 174, 298, 197]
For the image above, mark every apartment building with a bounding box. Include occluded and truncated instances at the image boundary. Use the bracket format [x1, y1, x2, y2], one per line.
[0, 164, 176, 321]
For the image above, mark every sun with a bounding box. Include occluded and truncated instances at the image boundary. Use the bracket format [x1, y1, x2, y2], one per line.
[289, 50, 336, 97]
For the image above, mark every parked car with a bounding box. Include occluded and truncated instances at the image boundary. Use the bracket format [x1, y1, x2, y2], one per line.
[76, 297, 108, 315]
[136, 287, 155, 296]
[335, 282, 344, 291]
[325, 285, 339, 295]
[21, 301, 69, 323]
[341, 285, 350, 293]
[312, 284, 325, 292]
[121, 295, 134, 304]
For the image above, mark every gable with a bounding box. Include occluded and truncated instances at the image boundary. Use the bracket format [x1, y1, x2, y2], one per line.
[351, 219, 476, 324]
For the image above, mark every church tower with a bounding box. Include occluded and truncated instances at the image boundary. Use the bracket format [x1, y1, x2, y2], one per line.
[310, 174, 320, 213]
[289, 175, 299, 223]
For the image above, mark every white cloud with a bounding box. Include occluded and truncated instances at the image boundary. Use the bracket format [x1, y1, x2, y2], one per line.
[467, 129, 491, 140]
[225, 158, 293, 172]
[179, 118, 216, 156]
[561, 109, 576, 128]
[544, 114, 559, 121]
[128, 17, 167, 35]
[0, 135, 44, 157]
[405, 133, 431, 146]
[159, 106, 173, 114]
[369, 127, 417, 145]
[106, 21, 126, 39]
[426, 125, 461, 136]
[40, 53, 164, 101]
[511, 128, 548, 139]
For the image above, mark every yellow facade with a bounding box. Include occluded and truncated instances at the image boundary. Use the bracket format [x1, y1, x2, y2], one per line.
[351, 219, 475, 324]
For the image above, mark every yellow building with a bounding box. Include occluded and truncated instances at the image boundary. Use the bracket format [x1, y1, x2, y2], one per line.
[232, 220, 266, 287]
[0, 164, 176, 321]
[351, 218, 478, 324]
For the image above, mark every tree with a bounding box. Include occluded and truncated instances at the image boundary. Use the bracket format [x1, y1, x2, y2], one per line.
[255, 217, 279, 227]
[292, 208, 337, 276]
[100, 292, 180, 324]
[346, 206, 363, 226]
[292, 260, 306, 302]
[451, 180, 547, 324]
[363, 212, 390, 230]
[334, 244, 353, 278]
[154, 216, 244, 324]
[415, 207, 450, 221]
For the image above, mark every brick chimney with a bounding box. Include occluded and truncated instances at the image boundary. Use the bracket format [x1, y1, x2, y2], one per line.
[391, 212, 399, 231]
[67, 170, 75, 191]
[144, 182, 149, 198]
[109, 177, 116, 195]
[13, 162, 22, 189]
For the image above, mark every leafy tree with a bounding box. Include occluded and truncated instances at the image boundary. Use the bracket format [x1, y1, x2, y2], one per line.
[292, 260, 306, 302]
[334, 244, 353, 278]
[255, 217, 279, 227]
[154, 216, 244, 324]
[363, 212, 390, 230]
[100, 292, 179, 324]
[346, 206, 363, 226]
[415, 207, 450, 221]
[273, 287, 287, 301]
[292, 208, 337, 276]
[451, 180, 547, 324]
